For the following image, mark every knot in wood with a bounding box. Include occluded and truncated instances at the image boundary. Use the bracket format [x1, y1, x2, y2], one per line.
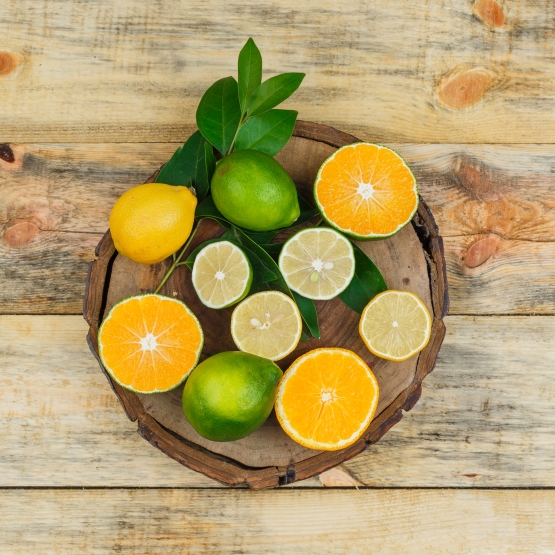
[0, 50, 24, 77]
[437, 67, 495, 110]
[3, 221, 39, 247]
[472, 0, 505, 28]
[463, 235, 502, 268]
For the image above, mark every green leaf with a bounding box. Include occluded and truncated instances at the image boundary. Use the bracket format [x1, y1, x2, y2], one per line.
[235, 109, 297, 157]
[226, 226, 320, 339]
[194, 195, 230, 228]
[196, 77, 242, 154]
[243, 230, 279, 244]
[238, 38, 262, 115]
[291, 291, 320, 339]
[155, 131, 207, 187]
[248, 73, 305, 116]
[194, 143, 217, 202]
[338, 243, 387, 314]
[258, 243, 283, 257]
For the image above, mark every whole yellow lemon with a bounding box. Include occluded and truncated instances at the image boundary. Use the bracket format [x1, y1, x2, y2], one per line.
[110, 183, 197, 265]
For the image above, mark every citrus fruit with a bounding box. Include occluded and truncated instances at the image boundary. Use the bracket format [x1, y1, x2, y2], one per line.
[110, 182, 197, 265]
[98, 294, 203, 394]
[211, 149, 300, 232]
[314, 143, 418, 240]
[182, 351, 282, 442]
[231, 291, 302, 361]
[278, 227, 355, 300]
[275, 348, 380, 451]
[191, 241, 253, 309]
[359, 290, 432, 362]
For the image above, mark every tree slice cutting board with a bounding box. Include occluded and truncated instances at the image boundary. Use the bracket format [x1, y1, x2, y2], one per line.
[84, 121, 449, 489]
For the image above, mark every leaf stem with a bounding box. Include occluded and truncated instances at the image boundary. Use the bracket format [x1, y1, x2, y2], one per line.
[154, 221, 201, 295]
[227, 114, 247, 156]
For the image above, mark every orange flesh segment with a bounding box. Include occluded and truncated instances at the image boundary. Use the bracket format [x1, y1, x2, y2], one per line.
[316, 144, 417, 237]
[99, 295, 203, 393]
[278, 349, 379, 449]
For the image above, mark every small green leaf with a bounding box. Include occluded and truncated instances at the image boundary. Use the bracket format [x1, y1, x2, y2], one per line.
[248, 73, 305, 117]
[338, 243, 387, 314]
[291, 291, 320, 339]
[238, 38, 262, 115]
[195, 195, 230, 228]
[194, 143, 216, 201]
[258, 243, 283, 257]
[226, 226, 320, 339]
[155, 131, 207, 187]
[235, 109, 297, 157]
[196, 76, 242, 154]
[243, 230, 278, 243]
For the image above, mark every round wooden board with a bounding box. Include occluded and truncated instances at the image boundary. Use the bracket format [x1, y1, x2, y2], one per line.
[84, 121, 449, 489]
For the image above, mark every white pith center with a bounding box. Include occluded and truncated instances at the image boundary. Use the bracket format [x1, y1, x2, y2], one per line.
[250, 312, 273, 330]
[140, 332, 158, 351]
[392, 321, 399, 328]
[310, 259, 335, 282]
[320, 389, 336, 403]
[215, 271, 225, 280]
[357, 181, 375, 200]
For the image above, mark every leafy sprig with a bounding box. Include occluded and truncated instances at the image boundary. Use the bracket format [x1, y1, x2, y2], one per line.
[153, 38, 387, 341]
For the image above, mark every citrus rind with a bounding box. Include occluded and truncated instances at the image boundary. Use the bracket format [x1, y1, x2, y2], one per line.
[98, 294, 204, 394]
[192, 241, 253, 309]
[359, 290, 432, 362]
[230, 291, 303, 361]
[275, 348, 380, 451]
[278, 227, 355, 301]
[314, 143, 418, 241]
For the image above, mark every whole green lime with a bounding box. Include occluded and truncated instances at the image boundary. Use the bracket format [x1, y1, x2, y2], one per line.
[211, 149, 300, 232]
[182, 351, 283, 442]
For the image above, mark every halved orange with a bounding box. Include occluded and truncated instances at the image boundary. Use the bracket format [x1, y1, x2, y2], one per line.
[314, 143, 418, 240]
[98, 294, 203, 394]
[275, 348, 380, 451]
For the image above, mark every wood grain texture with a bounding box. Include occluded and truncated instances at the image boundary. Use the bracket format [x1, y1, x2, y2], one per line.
[2, 489, 555, 554]
[3, 315, 555, 487]
[2, 140, 555, 314]
[83, 123, 447, 487]
[1, 1, 555, 143]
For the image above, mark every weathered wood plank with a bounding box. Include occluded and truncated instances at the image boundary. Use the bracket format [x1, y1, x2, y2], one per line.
[344, 314, 555, 486]
[1, 1, 555, 143]
[0, 315, 222, 487]
[2, 315, 555, 487]
[4, 142, 555, 240]
[2, 489, 555, 554]
[2, 142, 555, 314]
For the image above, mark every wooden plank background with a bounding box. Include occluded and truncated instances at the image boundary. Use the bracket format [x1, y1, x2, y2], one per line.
[2, 0, 555, 552]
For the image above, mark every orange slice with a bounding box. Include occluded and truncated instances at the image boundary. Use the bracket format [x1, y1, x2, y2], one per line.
[314, 143, 418, 239]
[275, 348, 380, 451]
[98, 294, 204, 394]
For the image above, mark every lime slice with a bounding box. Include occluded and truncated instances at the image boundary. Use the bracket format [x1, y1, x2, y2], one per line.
[192, 241, 252, 309]
[359, 290, 432, 362]
[231, 291, 302, 361]
[278, 227, 355, 300]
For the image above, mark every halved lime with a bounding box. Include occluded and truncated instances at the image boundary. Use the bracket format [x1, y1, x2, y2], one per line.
[278, 227, 355, 300]
[359, 290, 432, 362]
[191, 241, 252, 309]
[231, 291, 302, 361]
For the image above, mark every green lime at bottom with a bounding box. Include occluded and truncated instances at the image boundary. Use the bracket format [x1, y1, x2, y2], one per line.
[182, 351, 282, 442]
